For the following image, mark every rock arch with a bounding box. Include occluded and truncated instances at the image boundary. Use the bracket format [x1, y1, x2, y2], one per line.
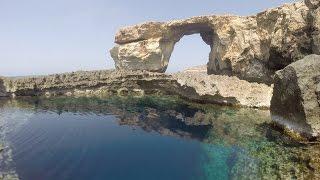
[110, 19, 217, 74]
[110, 1, 319, 84]
[164, 23, 215, 72]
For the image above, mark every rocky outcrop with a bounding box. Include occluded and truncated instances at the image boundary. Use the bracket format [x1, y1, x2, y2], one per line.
[110, 1, 320, 84]
[317, 82, 320, 104]
[170, 72, 272, 108]
[305, 0, 320, 55]
[0, 78, 8, 97]
[1, 70, 272, 108]
[305, 0, 320, 9]
[2, 70, 169, 97]
[183, 65, 207, 74]
[271, 54, 320, 138]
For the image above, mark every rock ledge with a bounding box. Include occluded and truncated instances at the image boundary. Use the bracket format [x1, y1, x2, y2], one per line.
[0, 71, 272, 109]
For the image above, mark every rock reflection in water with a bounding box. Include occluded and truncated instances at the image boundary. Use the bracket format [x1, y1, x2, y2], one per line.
[6, 96, 269, 143]
[0, 96, 320, 179]
[9, 96, 216, 141]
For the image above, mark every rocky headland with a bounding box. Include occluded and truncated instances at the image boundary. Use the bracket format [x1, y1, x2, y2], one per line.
[110, 0, 320, 84]
[0, 0, 319, 139]
[109, 0, 320, 139]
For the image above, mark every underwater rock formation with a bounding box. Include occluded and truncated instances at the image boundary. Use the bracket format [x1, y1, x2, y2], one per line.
[110, 1, 320, 84]
[3, 96, 320, 179]
[271, 54, 320, 138]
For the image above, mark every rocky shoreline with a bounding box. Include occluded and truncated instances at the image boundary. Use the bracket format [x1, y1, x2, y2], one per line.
[108, 0, 320, 139]
[0, 70, 272, 108]
[0, 0, 319, 140]
[1, 0, 320, 179]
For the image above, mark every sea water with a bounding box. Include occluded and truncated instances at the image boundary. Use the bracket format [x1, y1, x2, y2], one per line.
[0, 96, 317, 180]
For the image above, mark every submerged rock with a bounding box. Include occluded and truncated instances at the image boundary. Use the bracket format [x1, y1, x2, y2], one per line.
[271, 54, 320, 138]
[0, 144, 4, 153]
[110, 1, 319, 84]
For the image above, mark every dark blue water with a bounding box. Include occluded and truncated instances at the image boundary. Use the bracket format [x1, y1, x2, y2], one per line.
[11, 112, 207, 180]
[0, 96, 309, 180]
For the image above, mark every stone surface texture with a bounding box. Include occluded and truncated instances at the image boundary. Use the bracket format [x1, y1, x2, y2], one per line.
[110, 1, 320, 84]
[271, 54, 320, 138]
[171, 72, 272, 108]
[305, 0, 320, 9]
[183, 65, 207, 74]
[306, 0, 320, 55]
[1, 70, 272, 108]
[0, 78, 7, 97]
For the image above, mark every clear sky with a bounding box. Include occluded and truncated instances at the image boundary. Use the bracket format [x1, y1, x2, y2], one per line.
[0, 0, 296, 76]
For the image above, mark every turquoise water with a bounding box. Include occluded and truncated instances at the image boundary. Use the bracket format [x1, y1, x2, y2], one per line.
[0, 96, 317, 179]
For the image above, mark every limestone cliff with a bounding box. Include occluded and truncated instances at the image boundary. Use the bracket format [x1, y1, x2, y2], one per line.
[110, 0, 320, 84]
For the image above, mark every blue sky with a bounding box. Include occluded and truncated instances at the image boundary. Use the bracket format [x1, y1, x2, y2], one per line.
[0, 0, 296, 76]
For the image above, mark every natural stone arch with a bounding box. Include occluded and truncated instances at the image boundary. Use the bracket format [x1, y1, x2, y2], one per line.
[110, 21, 217, 74]
[109, 16, 270, 82]
[162, 23, 215, 73]
[166, 33, 212, 73]
[111, 1, 319, 84]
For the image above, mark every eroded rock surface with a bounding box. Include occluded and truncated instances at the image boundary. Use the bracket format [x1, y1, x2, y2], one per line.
[183, 65, 207, 74]
[1, 70, 272, 108]
[111, 1, 320, 84]
[0, 78, 7, 97]
[306, 0, 320, 55]
[305, 0, 320, 9]
[271, 54, 320, 138]
[2, 70, 169, 97]
[171, 72, 272, 108]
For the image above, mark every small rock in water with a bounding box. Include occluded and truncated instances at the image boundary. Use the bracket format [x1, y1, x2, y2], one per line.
[0, 144, 4, 152]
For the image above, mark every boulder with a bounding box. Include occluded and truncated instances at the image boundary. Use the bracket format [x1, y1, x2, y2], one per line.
[271, 54, 320, 138]
[110, 1, 317, 84]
